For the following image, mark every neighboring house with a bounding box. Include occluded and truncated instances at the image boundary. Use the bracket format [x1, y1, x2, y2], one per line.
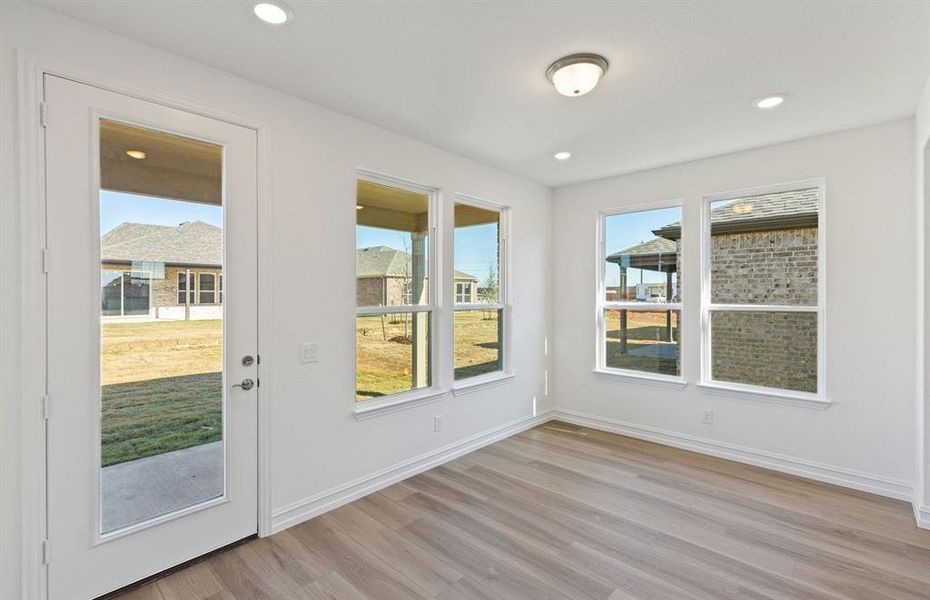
[356, 246, 478, 306]
[605, 187, 818, 391]
[101, 220, 223, 320]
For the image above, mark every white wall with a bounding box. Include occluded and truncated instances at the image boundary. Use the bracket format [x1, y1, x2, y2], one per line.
[0, 2, 552, 597]
[552, 120, 916, 496]
[916, 76, 930, 526]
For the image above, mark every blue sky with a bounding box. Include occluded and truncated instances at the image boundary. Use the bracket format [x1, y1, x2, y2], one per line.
[100, 190, 222, 235]
[357, 222, 498, 284]
[604, 207, 679, 288]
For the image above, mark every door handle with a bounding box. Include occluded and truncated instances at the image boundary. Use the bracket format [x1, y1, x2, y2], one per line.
[233, 378, 255, 391]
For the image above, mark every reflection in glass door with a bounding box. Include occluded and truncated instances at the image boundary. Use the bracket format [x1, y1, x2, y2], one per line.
[98, 119, 225, 534]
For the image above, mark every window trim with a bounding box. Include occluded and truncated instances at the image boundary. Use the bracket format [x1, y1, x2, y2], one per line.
[699, 178, 827, 404]
[198, 272, 217, 305]
[455, 281, 472, 303]
[596, 199, 684, 382]
[355, 169, 442, 405]
[452, 193, 511, 382]
[177, 271, 195, 305]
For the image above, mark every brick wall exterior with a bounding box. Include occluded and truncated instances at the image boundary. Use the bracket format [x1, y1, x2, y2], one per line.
[101, 263, 223, 311]
[707, 227, 818, 392]
[711, 228, 817, 305]
[357, 277, 384, 306]
[711, 310, 817, 392]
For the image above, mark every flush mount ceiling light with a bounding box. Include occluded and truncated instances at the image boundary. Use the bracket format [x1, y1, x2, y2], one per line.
[253, 2, 292, 25]
[753, 94, 786, 109]
[125, 149, 147, 160]
[554, 151, 572, 161]
[546, 53, 608, 97]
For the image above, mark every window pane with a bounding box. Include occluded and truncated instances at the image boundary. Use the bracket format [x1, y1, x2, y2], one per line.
[123, 272, 151, 316]
[454, 203, 499, 304]
[99, 119, 224, 533]
[356, 312, 431, 400]
[356, 180, 430, 307]
[711, 310, 817, 393]
[605, 207, 680, 303]
[604, 308, 680, 376]
[454, 309, 502, 380]
[708, 188, 818, 305]
[101, 270, 123, 316]
[199, 273, 216, 304]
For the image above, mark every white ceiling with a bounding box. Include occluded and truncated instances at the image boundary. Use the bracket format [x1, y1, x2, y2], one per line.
[38, 0, 930, 187]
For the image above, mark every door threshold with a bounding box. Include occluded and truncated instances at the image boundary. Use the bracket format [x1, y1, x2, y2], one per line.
[94, 534, 257, 599]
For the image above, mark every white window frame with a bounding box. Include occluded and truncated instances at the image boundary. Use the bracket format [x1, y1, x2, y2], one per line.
[455, 281, 472, 303]
[595, 199, 686, 386]
[177, 271, 195, 305]
[699, 178, 828, 406]
[451, 194, 511, 388]
[354, 170, 442, 416]
[198, 272, 217, 305]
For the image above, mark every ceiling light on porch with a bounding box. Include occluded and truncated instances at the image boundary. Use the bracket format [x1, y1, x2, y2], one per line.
[732, 203, 753, 214]
[125, 150, 147, 160]
[554, 151, 572, 161]
[253, 2, 292, 25]
[356, 205, 364, 210]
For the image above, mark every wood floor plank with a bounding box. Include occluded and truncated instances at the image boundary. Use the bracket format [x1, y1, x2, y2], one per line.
[114, 422, 930, 600]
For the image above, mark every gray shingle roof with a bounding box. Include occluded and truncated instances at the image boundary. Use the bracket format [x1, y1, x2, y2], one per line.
[607, 237, 677, 261]
[101, 221, 222, 266]
[655, 187, 819, 240]
[356, 246, 475, 280]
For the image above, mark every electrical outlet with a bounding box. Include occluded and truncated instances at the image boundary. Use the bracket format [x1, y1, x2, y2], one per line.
[434, 415, 443, 432]
[701, 409, 714, 425]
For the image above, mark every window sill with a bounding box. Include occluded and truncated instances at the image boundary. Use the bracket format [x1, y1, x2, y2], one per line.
[592, 368, 688, 390]
[451, 372, 515, 396]
[697, 382, 831, 409]
[353, 388, 448, 420]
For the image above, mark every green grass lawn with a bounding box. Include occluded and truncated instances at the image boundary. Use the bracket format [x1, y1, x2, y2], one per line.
[102, 312, 506, 464]
[356, 310, 502, 400]
[101, 319, 222, 466]
[604, 309, 679, 375]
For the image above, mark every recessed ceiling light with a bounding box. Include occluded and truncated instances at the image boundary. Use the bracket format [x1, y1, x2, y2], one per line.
[753, 94, 786, 109]
[253, 2, 292, 25]
[546, 53, 608, 97]
[554, 151, 572, 161]
[125, 150, 146, 160]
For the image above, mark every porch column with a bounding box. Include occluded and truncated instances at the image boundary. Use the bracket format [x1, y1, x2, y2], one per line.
[666, 269, 673, 342]
[619, 266, 628, 354]
[411, 231, 429, 388]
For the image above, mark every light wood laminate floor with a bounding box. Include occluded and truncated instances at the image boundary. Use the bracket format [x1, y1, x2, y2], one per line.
[119, 422, 930, 600]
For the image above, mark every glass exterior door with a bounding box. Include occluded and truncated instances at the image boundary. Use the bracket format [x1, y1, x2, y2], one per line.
[45, 75, 258, 600]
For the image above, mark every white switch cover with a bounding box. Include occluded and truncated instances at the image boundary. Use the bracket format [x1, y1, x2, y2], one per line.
[299, 343, 319, 364]
[701, 409, 714, 425]
[434, 415, 443, 432]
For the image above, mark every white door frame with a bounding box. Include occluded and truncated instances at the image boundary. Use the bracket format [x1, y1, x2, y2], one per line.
[15, 50, 274, 599]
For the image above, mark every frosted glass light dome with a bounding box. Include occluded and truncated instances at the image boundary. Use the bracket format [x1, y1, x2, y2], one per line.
[547, 54, 608, 97]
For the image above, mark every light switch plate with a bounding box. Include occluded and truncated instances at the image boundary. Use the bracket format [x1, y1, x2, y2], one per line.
[299, 342, 319, 364]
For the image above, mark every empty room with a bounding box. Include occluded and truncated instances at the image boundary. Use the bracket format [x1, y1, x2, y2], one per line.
[3, 1, 930, 598]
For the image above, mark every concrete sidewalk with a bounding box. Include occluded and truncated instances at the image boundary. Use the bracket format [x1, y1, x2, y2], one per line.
[101, 441, 224, 533]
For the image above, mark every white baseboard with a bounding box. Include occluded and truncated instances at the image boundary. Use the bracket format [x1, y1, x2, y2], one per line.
[552, 409, 913, 502]
[914, 503, 930, 529]
[268, 405, 918, 536]
[269, 408, 556, 533]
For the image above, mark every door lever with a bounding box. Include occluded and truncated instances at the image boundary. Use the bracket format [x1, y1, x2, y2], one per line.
[233, 378, 255, 391]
